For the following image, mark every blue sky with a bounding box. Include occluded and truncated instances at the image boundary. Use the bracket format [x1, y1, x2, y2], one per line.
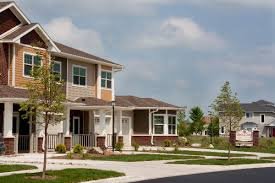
[11, 0, 275, 113]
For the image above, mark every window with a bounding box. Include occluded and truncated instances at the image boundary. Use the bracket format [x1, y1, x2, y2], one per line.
[101, 71, 112, 89]
[246, 112, 253, 118]
[168, 116, 176, 134]
[261, 114, 265, 123]
[73, 65, 86, 86]
[72, 117, 80, 135]
[220, 126, 225, 134]
[52, 61, 62, 81]
[24, 53, 41, 76]
[154, 116, 164, 134]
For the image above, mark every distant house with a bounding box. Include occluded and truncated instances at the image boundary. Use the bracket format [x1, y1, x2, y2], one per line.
[219, 100, 275, 137]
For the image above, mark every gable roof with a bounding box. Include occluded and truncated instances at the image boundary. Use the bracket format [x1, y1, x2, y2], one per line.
[1, 23, 37, 40]
[0, 1, 11, 9]
[115, 96, 182, 109]
[241, 100, 275, 113]
[54, 42, 122, 67]
[0, 1, 30, 24]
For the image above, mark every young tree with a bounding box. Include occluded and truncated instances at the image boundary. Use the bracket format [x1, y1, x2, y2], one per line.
[20, 53, 66, 179]
[177, 111, 191, 136]
[207, 116, 220, 137]
[189, 107, 204, 135]
[211, 81, 243, 160]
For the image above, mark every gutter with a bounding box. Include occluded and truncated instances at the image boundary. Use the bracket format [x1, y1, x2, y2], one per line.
[149, 108, 159, 145]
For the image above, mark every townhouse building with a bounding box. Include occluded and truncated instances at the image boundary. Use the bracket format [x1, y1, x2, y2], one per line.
[0, 1, 183, 154]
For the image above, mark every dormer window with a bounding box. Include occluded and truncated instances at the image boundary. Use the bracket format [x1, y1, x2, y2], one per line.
[23, 53, 41, 77]
[101, 71, 112, 89]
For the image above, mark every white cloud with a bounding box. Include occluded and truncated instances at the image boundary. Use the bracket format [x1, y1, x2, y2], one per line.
[44, 17, 104, 55]
[130, 17, 226, 51]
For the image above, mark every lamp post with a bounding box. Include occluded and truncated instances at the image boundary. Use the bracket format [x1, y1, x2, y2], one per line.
[112, 100, 116, 152]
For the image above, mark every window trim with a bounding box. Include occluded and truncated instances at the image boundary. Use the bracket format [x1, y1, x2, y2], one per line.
[23, 52, 42, 78]
[245, 112, 253, 119]
[101, 69, 112, 90]
[153, 114, 165, 135]
[260, 114, 265, 123]
[168, 115, 177, 135]
[220, 126, 225, 134]
[72, 64, 87, 87]
[52, 60, 62, 81]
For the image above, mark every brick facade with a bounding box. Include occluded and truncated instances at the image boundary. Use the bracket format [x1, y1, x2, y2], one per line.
[64, 136, 71, 151]
[132, 135, 178, 146]
[4, 137, 15, 155]
[97, 136, 106, 149]
[118, 136, 123, 143]
[253, 131, 259, 146]
[229, 131, 236, 146]
[0, 9, 21, 35]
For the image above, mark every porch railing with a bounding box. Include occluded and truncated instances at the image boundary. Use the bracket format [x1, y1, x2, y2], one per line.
[47, 133, 64, 150]
[72, 134, 95, 148]
[18, 135, 30, 153]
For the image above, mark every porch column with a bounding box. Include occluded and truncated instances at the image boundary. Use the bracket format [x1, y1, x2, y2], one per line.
[3, 102, 15, 155]
[3, 102, 13, 138]
[118, 110, 122, 136]
[64, 107, 70, 137]
[164, 110, 169, 135]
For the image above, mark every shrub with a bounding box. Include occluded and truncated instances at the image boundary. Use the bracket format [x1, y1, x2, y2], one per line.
[67, 152, 73, 159]
[115, 142, 124, 152]
[173, 144, 179, 152]
[73, 144, 84, 154]
[201, 137, 210, 148]
[163, 139, 172, 147]
[0, 143, 5, 155]
[132, 141, 140, 151]
[55, 144, 66, 153]
[177, 137, 187, 147]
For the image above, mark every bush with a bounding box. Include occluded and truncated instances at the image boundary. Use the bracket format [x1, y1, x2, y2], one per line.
[177, 137, 187, 147]
[163, 139, 172, 147]
[55, 144, 66, 153]
[213, 137, 228, 148]
[201, 137, 210, 148]
[0, 143, 5, 155]
[67, 152, 73, 159]
[115, 142, 124, 152]
[132, 141, 140, 151]
[173, 144, 179, 152]
[73, 144, 84, 154]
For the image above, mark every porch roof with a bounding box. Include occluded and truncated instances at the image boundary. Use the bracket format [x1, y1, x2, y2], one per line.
[0, 85, 28, 98]
[266, 120, 275, 127]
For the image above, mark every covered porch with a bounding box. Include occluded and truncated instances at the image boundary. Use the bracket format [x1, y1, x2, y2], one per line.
[265, 121, 275, 138]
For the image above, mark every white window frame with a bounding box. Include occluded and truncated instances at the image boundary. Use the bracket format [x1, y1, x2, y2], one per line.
[168, 115, 177, 135]
[72, 116, 80, 135]
[153, 114, 165, 135]
[260, 114, 265, 123]
[101, 70, 112, 90]
[220, 126, 225, 134]
[72, 65, 87, 87]
[23, 52, 42, 78]
[52, 61, 62, 81]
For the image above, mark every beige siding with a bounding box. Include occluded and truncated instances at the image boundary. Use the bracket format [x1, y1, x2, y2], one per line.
[67, 59, 96, 100]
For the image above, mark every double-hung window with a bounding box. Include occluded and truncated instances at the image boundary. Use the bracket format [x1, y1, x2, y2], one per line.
[101, 71, 112, 89]
[73, 65, 86, 86]
[168, 116, 176, 134]
[154, 116, 164, 134]
[52, 61, 62, 81]
[261, 114, 265, 123]
[24, 53, 41, 77]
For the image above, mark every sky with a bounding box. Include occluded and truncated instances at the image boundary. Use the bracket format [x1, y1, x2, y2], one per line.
[8, 0, 275, 113]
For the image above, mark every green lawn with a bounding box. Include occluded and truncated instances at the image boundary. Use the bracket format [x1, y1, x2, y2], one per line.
[0, 164, 37, 173]
[260, 157, 275, 160]
[87, 154, 203, 162]
[0, 168, 124, 183]
[168, 159, 273, 165]
[158, 150, 255, 157]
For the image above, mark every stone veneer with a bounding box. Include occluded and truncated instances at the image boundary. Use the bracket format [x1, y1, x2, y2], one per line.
[4, 137, 15, 155]
[64, 136, 72, 151]
[97, 136, 106, 149]
[37, 137, 43, 153]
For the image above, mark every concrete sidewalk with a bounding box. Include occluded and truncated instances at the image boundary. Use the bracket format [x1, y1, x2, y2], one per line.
[0, 153, 275, 183]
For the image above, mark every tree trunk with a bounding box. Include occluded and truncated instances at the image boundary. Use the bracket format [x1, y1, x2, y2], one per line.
[227, 120, 232, 161]
[42, 121, 48, 179]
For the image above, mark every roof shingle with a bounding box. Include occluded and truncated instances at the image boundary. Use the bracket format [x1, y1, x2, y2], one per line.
[0, 85, 28, 98]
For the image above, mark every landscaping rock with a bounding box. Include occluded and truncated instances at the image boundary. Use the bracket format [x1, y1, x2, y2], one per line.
[103, 149, 114, 156]
[191, 143, 202, 148]
[87, 147, 103, 155]
[209, 144, 214, 149]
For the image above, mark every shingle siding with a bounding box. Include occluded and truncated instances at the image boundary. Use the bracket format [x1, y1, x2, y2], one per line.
[0, 9, 21, 35]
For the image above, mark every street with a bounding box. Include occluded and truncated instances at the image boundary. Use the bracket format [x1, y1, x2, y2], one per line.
[136, 167, 275, 183]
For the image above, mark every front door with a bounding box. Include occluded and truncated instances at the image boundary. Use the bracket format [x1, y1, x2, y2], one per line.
[122, 118, 131, 147]
[73, 117, 80, 135]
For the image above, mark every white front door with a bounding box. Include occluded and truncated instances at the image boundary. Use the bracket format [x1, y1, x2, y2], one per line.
[122, 117, 131, 147]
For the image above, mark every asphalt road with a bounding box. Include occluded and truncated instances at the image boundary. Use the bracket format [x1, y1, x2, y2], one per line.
[136, 167, 275, 183]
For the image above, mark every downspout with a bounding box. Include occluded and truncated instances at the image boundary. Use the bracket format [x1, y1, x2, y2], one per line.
[150, 108, 159, 145]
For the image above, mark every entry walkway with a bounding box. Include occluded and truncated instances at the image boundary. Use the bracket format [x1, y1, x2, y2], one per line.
[0, 153, 275, 182]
